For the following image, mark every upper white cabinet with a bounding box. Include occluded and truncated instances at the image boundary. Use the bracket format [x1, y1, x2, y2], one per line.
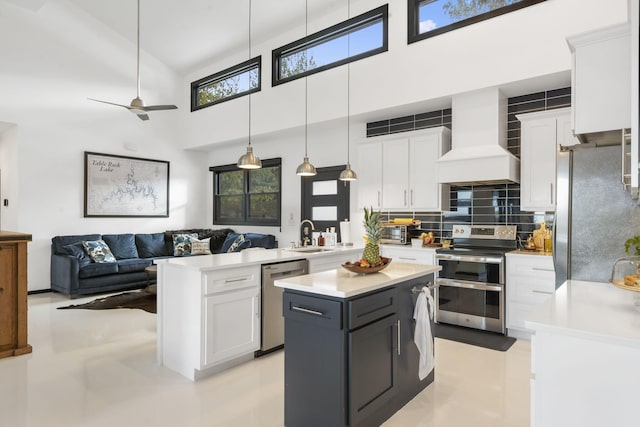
[567, 22, 631, 135]
[357, 142, 383, 209]
[517, 108, 579, 212]
[356, 127, 451, 211]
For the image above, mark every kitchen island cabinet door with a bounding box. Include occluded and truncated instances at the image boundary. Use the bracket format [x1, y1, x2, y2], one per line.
[348, 314, 399, 426]
[203, 286, 260, 367]
[395, 275, 435, 402]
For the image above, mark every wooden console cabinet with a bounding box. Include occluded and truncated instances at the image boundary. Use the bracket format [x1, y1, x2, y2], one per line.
[0, 231, 32, 359]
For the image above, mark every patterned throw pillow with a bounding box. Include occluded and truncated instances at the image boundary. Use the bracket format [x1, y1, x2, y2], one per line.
[82, 240, 117, 263]
[226, 234, 252, 253]
[172, 233, 198, 256]
[191, 237, 212, 255]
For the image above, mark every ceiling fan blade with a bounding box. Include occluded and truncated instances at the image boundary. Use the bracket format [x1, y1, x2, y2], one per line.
[88, 98, 131, 109]
[137, 113, 150, 121]
[142, 105, 178, 111]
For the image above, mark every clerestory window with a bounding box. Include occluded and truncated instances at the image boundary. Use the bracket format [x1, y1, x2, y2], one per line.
[272, 5, 388, 86]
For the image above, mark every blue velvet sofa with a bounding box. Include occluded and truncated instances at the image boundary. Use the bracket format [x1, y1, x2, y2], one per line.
[50, 229, 277, 298]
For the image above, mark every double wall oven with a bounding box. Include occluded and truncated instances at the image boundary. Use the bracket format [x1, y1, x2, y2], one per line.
[435, 225, 517, 334]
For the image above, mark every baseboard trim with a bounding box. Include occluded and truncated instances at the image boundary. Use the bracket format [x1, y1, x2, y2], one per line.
[28, 289, 53, 295]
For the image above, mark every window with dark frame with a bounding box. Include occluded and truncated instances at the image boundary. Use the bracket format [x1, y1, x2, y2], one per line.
[272, 4, 388, 86]
[408, 0, 545, 44]
[191, 56, 261, 112]
[210, 158, 281, 226]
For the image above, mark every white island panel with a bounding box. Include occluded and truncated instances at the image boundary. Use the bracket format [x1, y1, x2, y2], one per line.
[525, 280, 640, 427]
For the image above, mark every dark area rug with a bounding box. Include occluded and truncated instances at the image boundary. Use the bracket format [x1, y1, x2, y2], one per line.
[58, 289, 156, 314]
[434, 323, 516, 352]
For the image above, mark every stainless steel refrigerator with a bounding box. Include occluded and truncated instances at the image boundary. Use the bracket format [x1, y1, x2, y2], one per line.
[554, 143, 640, 287]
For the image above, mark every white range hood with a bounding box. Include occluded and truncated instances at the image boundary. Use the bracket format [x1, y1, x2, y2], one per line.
[437, 87, 520, 185]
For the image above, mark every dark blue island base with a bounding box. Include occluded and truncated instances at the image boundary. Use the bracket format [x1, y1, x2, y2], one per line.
[282, 273, 435, 427]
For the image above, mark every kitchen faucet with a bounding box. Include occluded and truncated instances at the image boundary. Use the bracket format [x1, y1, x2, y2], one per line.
[300, 219, 315, 246]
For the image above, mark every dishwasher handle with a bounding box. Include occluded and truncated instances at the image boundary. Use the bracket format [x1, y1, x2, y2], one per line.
[268, 268, 307, 279]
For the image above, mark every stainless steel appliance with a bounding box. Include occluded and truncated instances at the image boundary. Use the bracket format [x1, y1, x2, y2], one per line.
[555, 143, 640, 287]
[435, 224, 517, 334]
[380, 223, 418, 245]
[258, 259, 308, 356]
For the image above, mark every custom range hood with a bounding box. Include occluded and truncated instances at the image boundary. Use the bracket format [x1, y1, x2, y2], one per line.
[438, 87, 520, 185]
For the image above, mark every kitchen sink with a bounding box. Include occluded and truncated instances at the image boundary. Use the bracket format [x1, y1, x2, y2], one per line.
[287, 247, 335, 253]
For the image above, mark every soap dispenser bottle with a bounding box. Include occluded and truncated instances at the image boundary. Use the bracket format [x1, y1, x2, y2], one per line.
[317, 233, 325, 246]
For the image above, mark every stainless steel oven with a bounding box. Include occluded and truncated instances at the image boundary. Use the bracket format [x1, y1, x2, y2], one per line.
[435, 225, 517, 334]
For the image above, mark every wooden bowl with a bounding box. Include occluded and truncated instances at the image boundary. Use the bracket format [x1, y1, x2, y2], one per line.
[342, 257, 392, 274]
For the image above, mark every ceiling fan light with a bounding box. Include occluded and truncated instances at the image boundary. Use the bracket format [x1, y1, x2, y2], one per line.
[296, 156, 317, 176]
[237, 145, 262, 169]
[339, 163, 357, 181]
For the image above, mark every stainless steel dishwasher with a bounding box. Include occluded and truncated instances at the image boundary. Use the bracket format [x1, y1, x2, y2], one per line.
[258, 259, 309, 356]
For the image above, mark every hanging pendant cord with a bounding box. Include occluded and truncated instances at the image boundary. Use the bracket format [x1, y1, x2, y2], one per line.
[136, 0, 141, 99]
[346, 0, 351, 164]
[304, 0, 309, 157]
[247, 0, 252, 147]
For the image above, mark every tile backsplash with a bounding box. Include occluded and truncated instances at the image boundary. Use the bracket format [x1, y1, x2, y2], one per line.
[381, 183, 554, 244]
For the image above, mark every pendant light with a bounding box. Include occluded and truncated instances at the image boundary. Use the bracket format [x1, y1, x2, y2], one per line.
[339, 0, 357, 182]
[296, 0, 317, 176]
[237, 0, 262, 170]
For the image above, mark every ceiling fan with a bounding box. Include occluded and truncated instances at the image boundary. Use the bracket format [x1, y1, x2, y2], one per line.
[89, 0, 177, 121]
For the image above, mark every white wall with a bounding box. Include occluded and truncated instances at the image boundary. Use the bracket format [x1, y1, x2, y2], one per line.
[186, 0, 628, 247]
[0, 1, 208, 291]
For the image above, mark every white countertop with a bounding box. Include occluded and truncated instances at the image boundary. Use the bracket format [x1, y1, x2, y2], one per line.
[525, 280, 640, 348]
[507, 249, 553, 257]
[157, 246, 363, 272]
[274, 262, 441, 298]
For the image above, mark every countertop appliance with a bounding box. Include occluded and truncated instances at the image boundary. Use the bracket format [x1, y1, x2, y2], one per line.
[555, 143, 640, 287]
[435, 224, 518, 334]
[380, 222, 418, 245]
[258, 259, 308, 356]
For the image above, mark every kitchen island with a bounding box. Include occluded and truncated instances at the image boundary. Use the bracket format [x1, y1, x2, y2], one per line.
[275, 263, 440, 427]
[525, 280, 640, 427]
[156, 246, 362, 380]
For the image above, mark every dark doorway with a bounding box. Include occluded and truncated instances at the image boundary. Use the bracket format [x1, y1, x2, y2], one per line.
[301, 166, 350, 242]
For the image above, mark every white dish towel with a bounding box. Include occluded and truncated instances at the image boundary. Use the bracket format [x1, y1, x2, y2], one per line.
[413, 286, 434, 380]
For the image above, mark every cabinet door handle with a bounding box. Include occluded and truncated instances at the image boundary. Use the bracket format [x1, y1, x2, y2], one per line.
[397, 320, 401, 356]
[531, 267, 554, 272]
[532, 290, 554, 295]
[225, 277, 248, 283]
[291, 305, 324, 316]
[399, 257, 417, 261]
[550, 183, 554, 204]
[404, 190, 407, 206]
[378, 191, 381, 207]
[410, 189, 414, 206]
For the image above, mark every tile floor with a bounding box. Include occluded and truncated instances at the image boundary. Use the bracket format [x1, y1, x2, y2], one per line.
[0, 292, 531, 427]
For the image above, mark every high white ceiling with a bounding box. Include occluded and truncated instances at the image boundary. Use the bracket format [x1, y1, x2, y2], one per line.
[63, 0, 346, 75]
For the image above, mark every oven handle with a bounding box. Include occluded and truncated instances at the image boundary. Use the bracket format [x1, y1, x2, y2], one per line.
[436, 278, 503, 292]
[435, 253, 503, 264]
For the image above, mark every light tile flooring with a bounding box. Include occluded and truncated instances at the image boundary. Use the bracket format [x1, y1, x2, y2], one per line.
[0, 292, 531, 427]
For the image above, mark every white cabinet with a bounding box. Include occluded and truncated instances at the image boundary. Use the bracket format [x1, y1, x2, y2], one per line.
[380, 245, 436, 266]
[158, 264, 261, 380]
[357, 142, 383, 209]
[203, 285, 260, 366]
[517, 108, 579, 212]
[382, 138, 410, 209]
[505, 253, 554, 338]
[567, 22, 631, 135]
[356, 128, 451, 212]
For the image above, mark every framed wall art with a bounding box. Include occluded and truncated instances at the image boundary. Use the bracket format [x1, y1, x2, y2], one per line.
[84, 151, 170, 217]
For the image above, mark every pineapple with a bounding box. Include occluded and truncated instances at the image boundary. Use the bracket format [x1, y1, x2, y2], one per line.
[362, 206, 383, 266]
